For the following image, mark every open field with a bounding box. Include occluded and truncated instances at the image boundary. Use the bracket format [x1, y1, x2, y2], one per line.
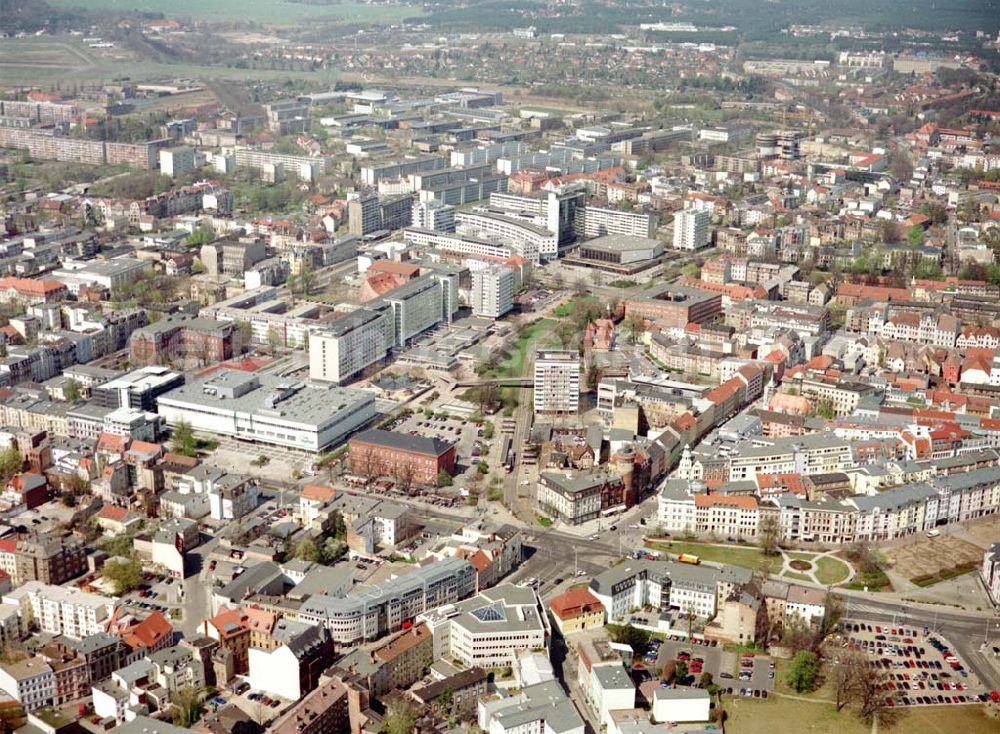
[0, 40, 95, 80]
[724, 695, 868, 734]
[0, 38, 343, 84]
[45, 0, 424, 25]
[725, 694, 994, 734]
[645, 540, 783, 575]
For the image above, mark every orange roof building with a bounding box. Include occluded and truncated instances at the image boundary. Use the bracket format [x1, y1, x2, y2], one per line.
[549, 587, 605, 634]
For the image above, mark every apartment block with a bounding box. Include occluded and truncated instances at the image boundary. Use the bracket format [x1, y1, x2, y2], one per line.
[471, 265, 515, 318]
[534, 350, 580, 414]
[672, 208, 711, 251]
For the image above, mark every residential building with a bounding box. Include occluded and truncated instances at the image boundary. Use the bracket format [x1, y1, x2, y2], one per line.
[537, 470, 629, 526]
[471, 265, 515, 318]
[159, 147, 195, 177]
[269, 677, 350, 734]
[2, 582, 115, 639]
[0, 657, 54, 711]
[673, 208, 710, 251]
[549, 587, 605, 634]
[534, 350, 580, 414]
[6, 534, 87, 586]
[247, 620, 333, 701]
[982, 543, 1000, 608]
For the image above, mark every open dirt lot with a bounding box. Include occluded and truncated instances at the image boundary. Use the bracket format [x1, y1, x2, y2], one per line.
[882, 535, 982, 581]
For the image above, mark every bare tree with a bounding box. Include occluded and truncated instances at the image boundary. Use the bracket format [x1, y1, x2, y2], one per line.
[826, 645, 867, 712]
[857, 664, 905, 729]
[395, 462, 416, 495]
[758, 512, 782, 556]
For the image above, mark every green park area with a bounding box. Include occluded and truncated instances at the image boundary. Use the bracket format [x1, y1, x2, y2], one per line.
[645, 541, 783, 575]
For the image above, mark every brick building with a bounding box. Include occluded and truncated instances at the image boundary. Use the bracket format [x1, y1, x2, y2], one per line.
[624, 284, 722, 330]
[129, 317, 236, 367]
[348, 430, 456, 486]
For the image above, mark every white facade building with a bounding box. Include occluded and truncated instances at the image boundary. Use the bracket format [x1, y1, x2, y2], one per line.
[672, 208, 710, 251]
[419, 584, 548, 669]
[471, 265, 515, 318]
[2, 582, 115, 640]
[534, 350, 580, 414]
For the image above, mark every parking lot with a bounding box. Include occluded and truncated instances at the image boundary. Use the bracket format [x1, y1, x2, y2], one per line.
[115, 569, 182, 618]
[394, 411, 483, 472]
[651, 637, 725, 684]
[735, 653, 775, 697]
[842, 619, 989, 706]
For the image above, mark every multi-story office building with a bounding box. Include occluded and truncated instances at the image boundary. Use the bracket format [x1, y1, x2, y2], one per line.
[404, 228, 514, 260]
[265, 101, 309, 135]
[309, 308, 394, 385]
[128, 317, 236, 367]
[471, 265, 515, 318]
[488, 184, 585, 249]
[297, 558, 475, 645]
[672, 208, 711, 251]
[589, 559, 751, 622]
[534, 350, 580, 414]
[309, 270, 458, 385]
[456, 209, 557, 263]
[418, 585, 548, 668]
[624, 284, 722, 331]
[575, 205, 657, 239]
[348, 429, 457, 486]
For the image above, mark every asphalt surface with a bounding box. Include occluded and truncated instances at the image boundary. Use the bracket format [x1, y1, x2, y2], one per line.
[838, 592, 1000, 691]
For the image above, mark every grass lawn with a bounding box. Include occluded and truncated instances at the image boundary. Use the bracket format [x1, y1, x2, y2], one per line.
[783, 571, 813, 582]
[725, 692, 995, 734]
[536, 516, 553, 527]
[787, 552, 815, 561]
[723, 695, 868, 734]
[904, 705, 999, 734]
[646, 541, 783, 574]
[496, 319, 555, 377]
[815, 557, 851, 585]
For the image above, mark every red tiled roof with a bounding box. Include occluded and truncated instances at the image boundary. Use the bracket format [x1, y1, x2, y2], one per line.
[98, 506, 129, 522]
[302, 484, 337, 502]
[549, 587, 604, 620]
[122, 611, 173, 650]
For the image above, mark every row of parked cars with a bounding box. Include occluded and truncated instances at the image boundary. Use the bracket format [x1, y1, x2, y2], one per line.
[247, 692, 283, 709]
